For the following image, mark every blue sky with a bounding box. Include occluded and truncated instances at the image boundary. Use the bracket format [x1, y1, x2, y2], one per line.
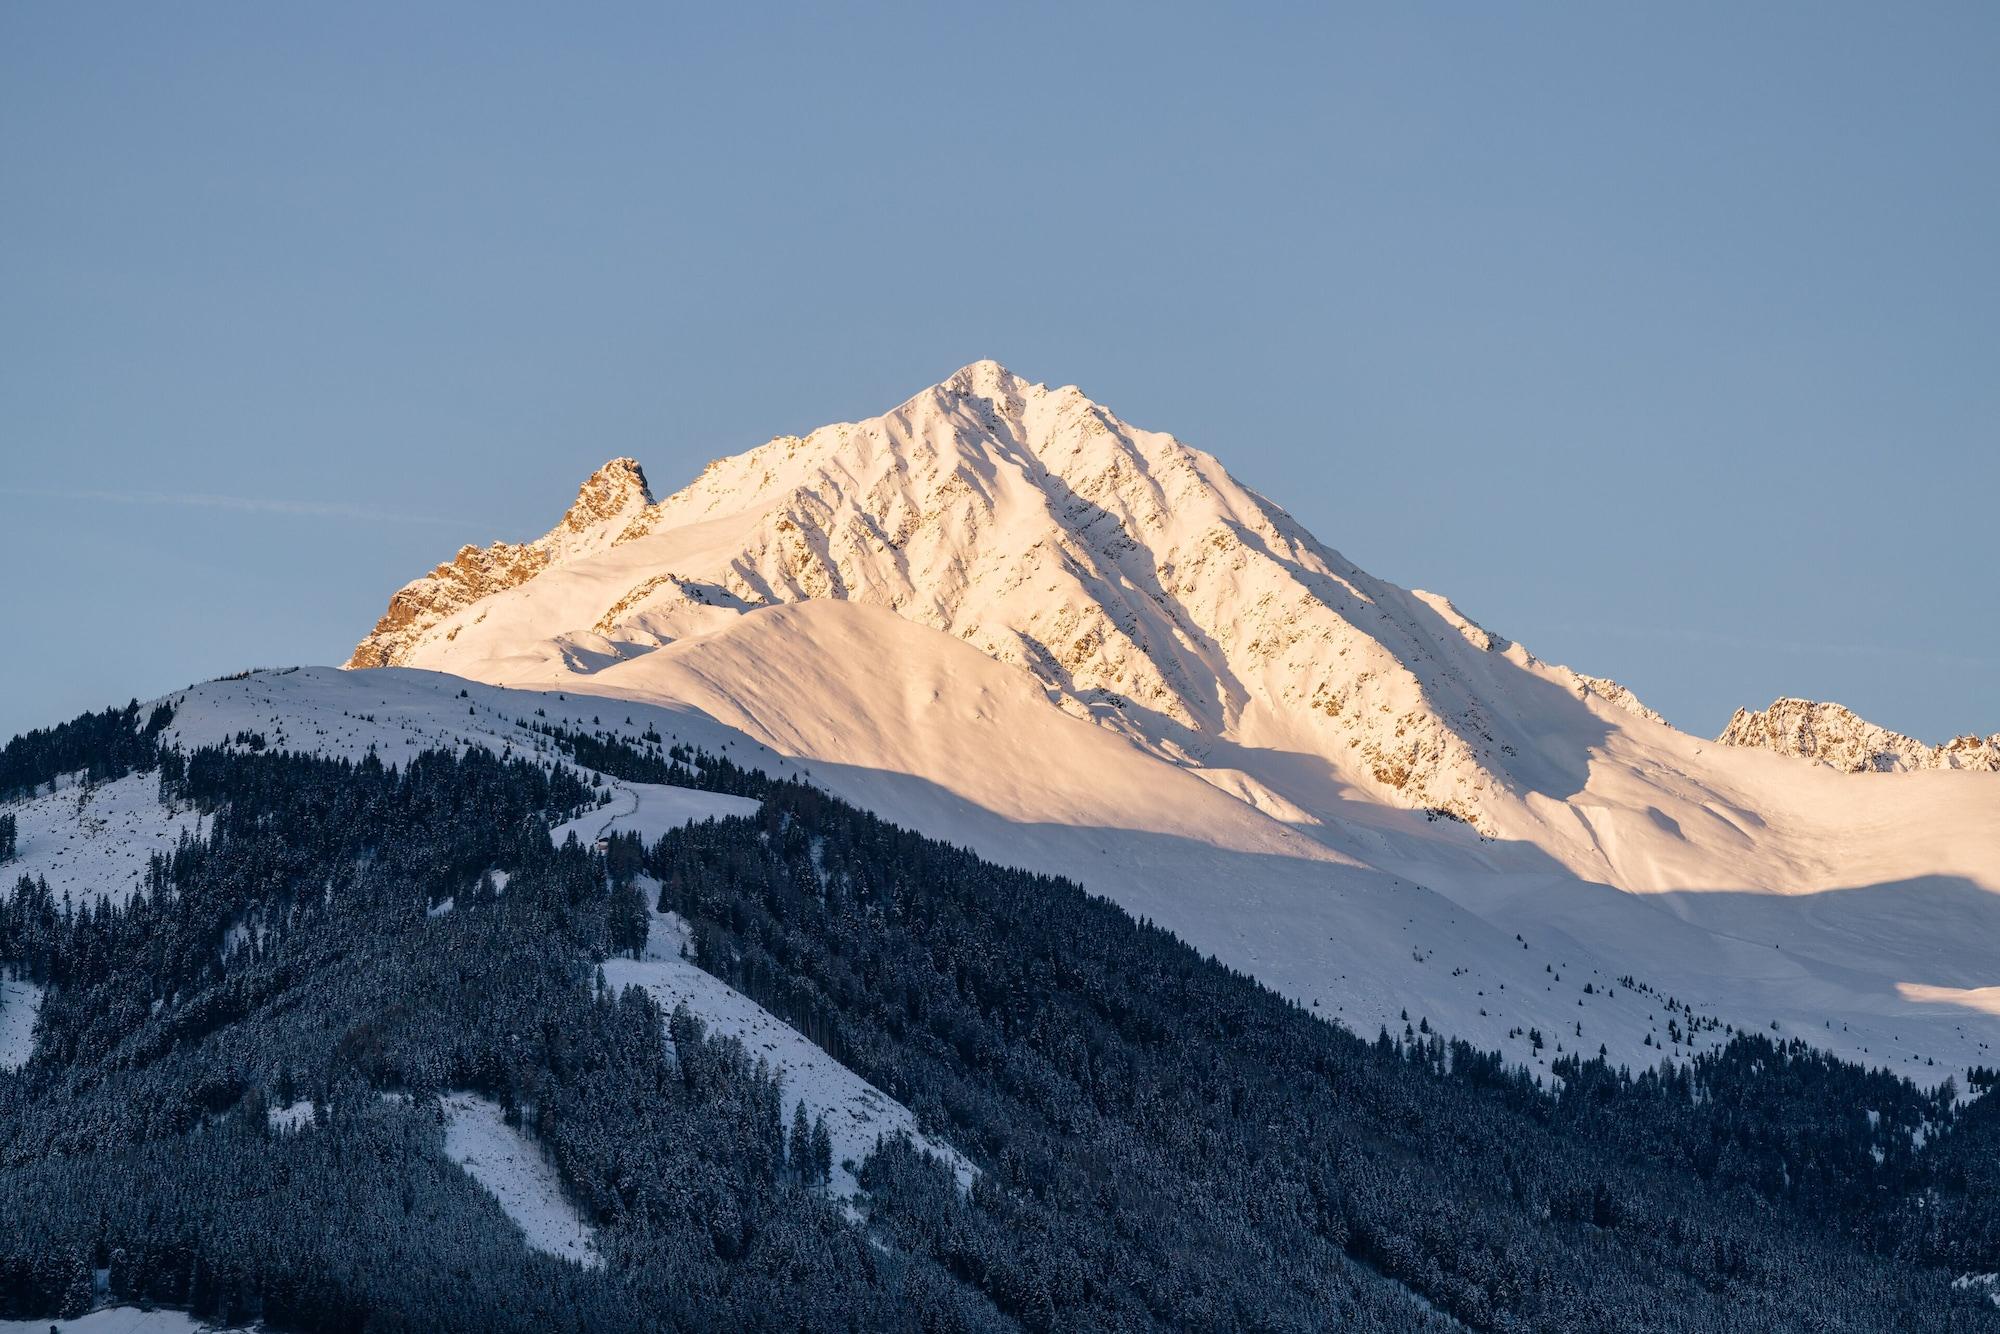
[3, 3, 1993, 744]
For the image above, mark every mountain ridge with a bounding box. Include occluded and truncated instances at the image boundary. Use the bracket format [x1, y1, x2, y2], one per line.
[1718, 696, 2000, 773]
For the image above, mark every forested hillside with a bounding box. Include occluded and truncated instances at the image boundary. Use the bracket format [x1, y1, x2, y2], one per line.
[1, 718, 1996, 1331]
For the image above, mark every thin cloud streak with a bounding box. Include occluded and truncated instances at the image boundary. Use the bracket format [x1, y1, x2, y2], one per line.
[0, 485, 474, 528]
[1553, 620, 1987, 670]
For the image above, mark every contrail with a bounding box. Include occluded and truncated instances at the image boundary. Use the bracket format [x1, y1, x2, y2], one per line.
[0, 485, 474, 528]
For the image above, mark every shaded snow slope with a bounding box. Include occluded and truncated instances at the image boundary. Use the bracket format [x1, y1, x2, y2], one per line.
[3, 770, 208, 908]
[132, 663, 1696, 1078]
[441, 1092, 602, 1267]
[0, 974, 43, 1071]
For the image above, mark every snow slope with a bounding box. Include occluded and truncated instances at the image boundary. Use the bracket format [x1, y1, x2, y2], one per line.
[69, 651, 1744, 1080]
[3, 771, 208, 909]
[322, 361, 1999, 1086]
[440, 1092, 602, 1268]
[0, 974, 43, 1071]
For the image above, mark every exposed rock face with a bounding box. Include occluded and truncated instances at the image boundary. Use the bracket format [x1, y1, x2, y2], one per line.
[346, 364, 1666, 828]
[1717, 697, 2000, 773]
[346, 459, 652, 669]
[1574, 674, 1667, 726]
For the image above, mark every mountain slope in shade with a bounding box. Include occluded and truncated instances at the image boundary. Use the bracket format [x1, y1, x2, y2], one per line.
[1719, 697, 2000, 773]
[332, 362, 2000, 1083]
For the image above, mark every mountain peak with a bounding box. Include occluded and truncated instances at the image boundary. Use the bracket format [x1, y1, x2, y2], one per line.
[345, 365, 1579, 827]
[942, 358, 1027, 394]
[548, 457, 654, 552]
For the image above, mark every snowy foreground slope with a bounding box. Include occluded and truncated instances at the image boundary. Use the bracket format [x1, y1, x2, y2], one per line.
[3, 668, 972, 1213]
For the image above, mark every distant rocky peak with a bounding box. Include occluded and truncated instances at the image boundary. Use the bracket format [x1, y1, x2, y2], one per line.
[345, 456, 658, 669]
[1717, 697, 2000, 773]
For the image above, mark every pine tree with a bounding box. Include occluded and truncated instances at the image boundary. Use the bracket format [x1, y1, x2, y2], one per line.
[790, 1100, 813, 1181]
[811, 1114, 833, 1185]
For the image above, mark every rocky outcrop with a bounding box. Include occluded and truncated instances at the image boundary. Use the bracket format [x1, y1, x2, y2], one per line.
[346, 458, 651, 668]
[1717, 698, 2000, 773]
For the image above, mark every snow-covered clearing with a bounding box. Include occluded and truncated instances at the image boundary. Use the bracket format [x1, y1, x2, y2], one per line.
[549, 778, 758, 849]
[603, 904, 975, 1199]
[266, 1098, 316, 1132]
[0, 974, 44, 1071]
[3, 770, 207, 908]
[1953, 1273, 2000, 1308]
[441, 1091, 602, 1268]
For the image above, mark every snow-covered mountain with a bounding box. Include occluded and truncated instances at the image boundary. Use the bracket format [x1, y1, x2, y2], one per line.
[1719, 697, 2000, 773]
[329, 361, 2000, 1085]
[350, 360, 1667, 831]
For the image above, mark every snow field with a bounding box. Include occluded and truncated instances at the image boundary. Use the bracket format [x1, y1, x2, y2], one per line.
[0, 1311, 251, 1334]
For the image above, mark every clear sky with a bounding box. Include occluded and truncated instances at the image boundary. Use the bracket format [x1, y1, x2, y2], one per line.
[3, 3, 1994, 745]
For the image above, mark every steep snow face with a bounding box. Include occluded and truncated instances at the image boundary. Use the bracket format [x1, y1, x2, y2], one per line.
[0, 975, 43, 1071]
[358, 362, 1660, 829]
[1719, 698, 2000, 773]
[349, 458, 654, 669]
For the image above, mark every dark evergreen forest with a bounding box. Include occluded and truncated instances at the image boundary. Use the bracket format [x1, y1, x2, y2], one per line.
[0, 712, 1997, 1331]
